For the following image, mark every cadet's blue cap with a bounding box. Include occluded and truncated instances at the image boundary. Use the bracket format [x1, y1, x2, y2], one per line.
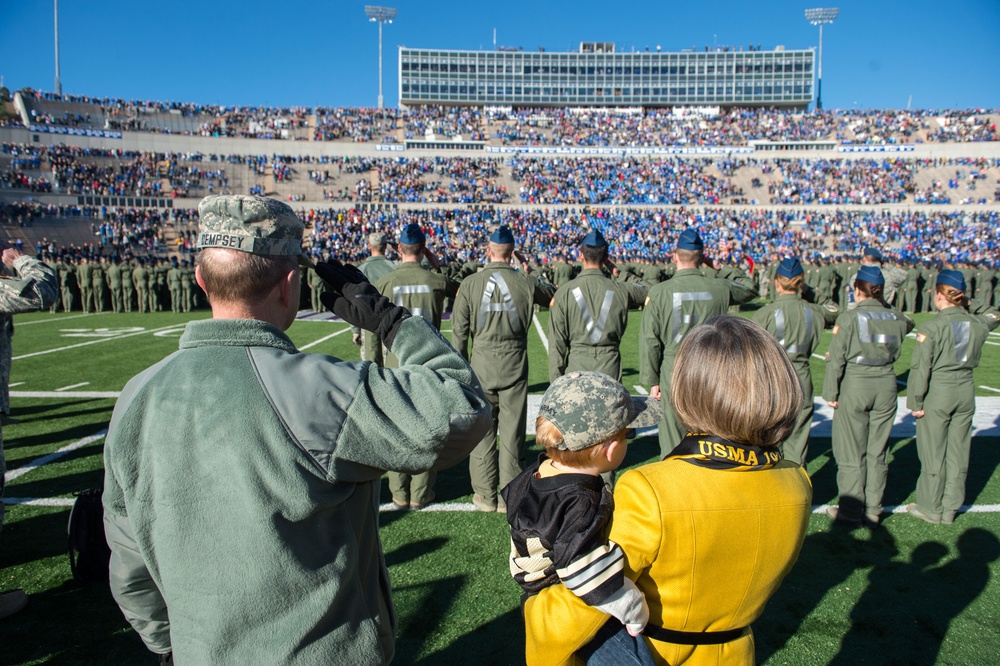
[582, 230, 607, 247]
[936, 269, 966, 291]
[856, 265, 885, 286]
[863, 246, 883, 261]
[399, 223, 425, 245]
[490, 225, 515, 244]
[776, 257, 804, 279]
[676, 229, 704, 251]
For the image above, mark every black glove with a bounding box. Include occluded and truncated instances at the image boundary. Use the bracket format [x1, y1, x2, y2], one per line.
[316, 260, 410, 349]
[157, 653, 173, 666]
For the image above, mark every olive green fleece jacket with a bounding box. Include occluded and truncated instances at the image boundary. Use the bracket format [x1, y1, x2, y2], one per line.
[103, 316, 491, 665]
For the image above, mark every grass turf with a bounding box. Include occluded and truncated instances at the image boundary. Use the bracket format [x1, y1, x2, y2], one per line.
[2, 306, 1000, 664]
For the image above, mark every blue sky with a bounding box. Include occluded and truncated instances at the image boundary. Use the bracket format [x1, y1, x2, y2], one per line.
[1, 0, 998, 110]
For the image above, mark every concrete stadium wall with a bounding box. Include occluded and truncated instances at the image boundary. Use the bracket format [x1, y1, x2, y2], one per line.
[4, 126, 1000, 161]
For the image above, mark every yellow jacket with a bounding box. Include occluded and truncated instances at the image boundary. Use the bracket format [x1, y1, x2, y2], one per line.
[524, 455, 812, 665]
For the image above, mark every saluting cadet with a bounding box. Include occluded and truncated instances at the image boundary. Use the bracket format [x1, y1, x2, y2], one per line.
[817, 255, 838, 305]
[846, 247, 906, 310]
[906, 270, 1000, 525]
[452, 225, 555, 513]
[548, 230, 647, 383]
[354, 232, 396, 358]
[822, 266, 914, 526]
[307, 266, 324, 312]
[179, 260, 195, 312]
[975, 262, 995, 306]
[371, 223, 459, 510]
[639, 229, 757, 458]
[547, 252, 578, 289]
[167, 261, 182, 313]
[753, 257, 840, 466]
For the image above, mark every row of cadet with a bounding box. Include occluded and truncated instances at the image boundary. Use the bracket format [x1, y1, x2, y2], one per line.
[322, 221, 997, 534]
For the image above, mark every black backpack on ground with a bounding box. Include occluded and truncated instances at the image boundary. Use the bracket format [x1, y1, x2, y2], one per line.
[68, 488, 112, 584]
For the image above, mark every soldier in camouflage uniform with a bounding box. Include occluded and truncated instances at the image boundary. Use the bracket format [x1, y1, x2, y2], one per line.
[547, 252, 578, 289]
[846, 247, 906, 311]
[548, 231, 646, 384]
[639, 229, 757, 458]
[906, 270, 1000, 525]
[822, 266, 914, 526]
[0, 241, 57, 619]
[753, 257, 840, 466]
[370, 223, 458, 509]
[452, 226, 555, 512]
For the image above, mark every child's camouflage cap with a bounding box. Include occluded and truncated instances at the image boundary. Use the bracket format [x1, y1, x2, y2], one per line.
[196, 195, 305, 259]
[539, 371, 662, 451]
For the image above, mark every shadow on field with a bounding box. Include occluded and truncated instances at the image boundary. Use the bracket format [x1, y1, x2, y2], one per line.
[828, 528, 999, 665]
[4, 420, 108, 452]
[0, 579, 145, 665]
[7, 399, 112, 421]
[0, 504, 74, 567]
[413, 607, 524, 665]
[755, 522, 898, 662]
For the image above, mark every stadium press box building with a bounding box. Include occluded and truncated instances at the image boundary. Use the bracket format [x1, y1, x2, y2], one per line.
[398, 42, 814, 109]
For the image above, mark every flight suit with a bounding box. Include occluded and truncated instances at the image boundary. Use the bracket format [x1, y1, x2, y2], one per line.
[180, 265, 195, 312]
[77, 259, 93, 314]
[106, 261, 123, 313]
[975, 267, 995, 306]
[121, 261, 135, 313]
[548, 268, 647, 382]
[548, 261, 578, 289]
[640, 266, 757, 457]
[907, 301, 1000, 522]
[452, 262, 554, 509]
[372, 262, 458, 507]
[901, 266, 921, 312]
[91, 261, 107, 312]
[817, 261, 837, 304]
[921, 266, 939, 313]
[356, 255, 396, 359]
[133, 264, 149, 313]
[822, 300, 914, 522]
[754, 293, 840, 466]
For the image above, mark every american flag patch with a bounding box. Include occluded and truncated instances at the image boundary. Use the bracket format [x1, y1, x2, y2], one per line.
[832, 325, 840, 335]
[916, 333, 926, 343]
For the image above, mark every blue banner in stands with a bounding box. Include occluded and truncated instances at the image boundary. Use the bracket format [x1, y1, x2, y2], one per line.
[29, 125, 123, 139]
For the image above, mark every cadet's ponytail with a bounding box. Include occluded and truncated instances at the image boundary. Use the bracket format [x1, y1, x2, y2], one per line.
[935, 284, 968, 309]
[855, 279, 888, 308]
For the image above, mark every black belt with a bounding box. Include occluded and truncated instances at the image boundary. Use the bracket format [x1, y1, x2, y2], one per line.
[643, 624, 748, 645]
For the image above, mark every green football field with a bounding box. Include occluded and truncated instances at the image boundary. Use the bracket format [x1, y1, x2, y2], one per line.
[2, 306, 1000, 665]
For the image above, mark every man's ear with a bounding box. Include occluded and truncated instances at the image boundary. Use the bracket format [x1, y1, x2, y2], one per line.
[278, 268, 297, 307]
[195, 265, 206, 290]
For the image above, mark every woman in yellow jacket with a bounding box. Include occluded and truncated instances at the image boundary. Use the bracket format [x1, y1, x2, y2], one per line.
[522, 317, 813, 665]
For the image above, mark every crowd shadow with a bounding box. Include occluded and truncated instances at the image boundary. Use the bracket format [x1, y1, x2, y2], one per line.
[413, 607, 524, 665]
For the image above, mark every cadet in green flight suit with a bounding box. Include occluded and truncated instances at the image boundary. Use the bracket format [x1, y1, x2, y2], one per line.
[921, 262, 939, 313]
[639, 229, 757, 458]
[133, 260, 149, 314]
[906, 270, 1000, 525]
[121, 259, 135, 313]
[822, 266, 914, 526]
[753, 257, 840, 466]
[452, 225, 555, 513]
[91, 258, 107, 312]
[372, 223, 458, 509]
[901, 263, 921, 313]
[355, 232, 396, 360]
[106, 258, 123, 313]
[548, 230, 647, 383]
[77, 257, 93, 314]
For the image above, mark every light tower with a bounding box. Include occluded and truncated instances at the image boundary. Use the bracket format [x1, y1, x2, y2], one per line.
[365, 5, 397, 109]
[804, 7, 839, 110]
[54, 0, 62, 97]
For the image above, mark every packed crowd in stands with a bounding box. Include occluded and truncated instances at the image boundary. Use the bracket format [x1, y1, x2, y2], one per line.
[12, 89, 998, 145]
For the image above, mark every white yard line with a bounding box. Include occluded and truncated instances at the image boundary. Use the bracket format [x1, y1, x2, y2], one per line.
[986, 341, 1000, 348]
[54, 382, 90, 392]
[4, 431, 107, 483]
[532, 313, 549, 353]
[8, 382, 24, 388]
[299, 327, 352, 351]
[16, 313, 95, 326]
[980, 385, 1000, 394]
[11, 390, 121, 399]
[13, 323, 184, 360]
[633, 386, 648, 395]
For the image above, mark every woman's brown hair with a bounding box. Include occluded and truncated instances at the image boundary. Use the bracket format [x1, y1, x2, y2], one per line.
[855, 279, 888, 308]
[935, 283, 967, 309]
[670, 316, 801, 448]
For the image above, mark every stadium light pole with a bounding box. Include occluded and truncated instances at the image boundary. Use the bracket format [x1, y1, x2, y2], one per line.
[54, 0, 62, 97]
[365, 5, 397, 109]
[804, 7, 838, 110]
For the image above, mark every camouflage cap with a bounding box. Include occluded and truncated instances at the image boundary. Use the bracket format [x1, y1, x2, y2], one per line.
[539, 371, 662, 451]
[196, 195, 304, 258]
[369, 231, 390, 246]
